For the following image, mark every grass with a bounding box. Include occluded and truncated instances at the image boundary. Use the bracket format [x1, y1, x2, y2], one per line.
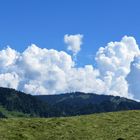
[0, 110, 140, 140]
[0, 106, 30, 118]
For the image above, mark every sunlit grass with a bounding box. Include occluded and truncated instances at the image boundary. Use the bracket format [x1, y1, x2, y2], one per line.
[0, 110, 140, 140]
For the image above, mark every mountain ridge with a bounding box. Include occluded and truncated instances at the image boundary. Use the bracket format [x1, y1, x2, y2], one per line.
[0, 87, 139, 118]
[35, 91, 140, 116]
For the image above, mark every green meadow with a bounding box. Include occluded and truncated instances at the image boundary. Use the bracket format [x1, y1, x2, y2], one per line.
[0, 110, 140, 140]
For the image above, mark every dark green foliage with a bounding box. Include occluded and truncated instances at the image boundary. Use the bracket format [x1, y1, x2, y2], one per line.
[0, 88, 140, 118]
[0, 87, 49, 117]
[36, 92, 140, 117]
[0, 111, 6, 118]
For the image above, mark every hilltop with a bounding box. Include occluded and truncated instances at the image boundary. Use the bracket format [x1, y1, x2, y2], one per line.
[36, 92, 140, 116]
[0, 87, 49, 118]
[0, 87, 140, 117]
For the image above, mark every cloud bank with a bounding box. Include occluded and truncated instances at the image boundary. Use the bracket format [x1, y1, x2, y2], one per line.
[96, 36, 140, 98]
[0, 35, 140, 99]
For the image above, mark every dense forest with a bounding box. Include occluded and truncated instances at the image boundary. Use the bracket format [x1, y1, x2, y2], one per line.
[0, 87, 140, 118]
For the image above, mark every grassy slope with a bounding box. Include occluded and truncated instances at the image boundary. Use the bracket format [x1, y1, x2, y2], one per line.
[0, 110, 140, 140]
[0, 106, 30, 118]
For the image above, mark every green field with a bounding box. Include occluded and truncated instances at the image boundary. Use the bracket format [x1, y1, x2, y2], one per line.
[0, 110, 140, 140]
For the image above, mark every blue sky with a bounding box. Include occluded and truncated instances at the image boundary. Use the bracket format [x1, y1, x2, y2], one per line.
[0, 0, 140, 98]
[0, 0, 140, 66]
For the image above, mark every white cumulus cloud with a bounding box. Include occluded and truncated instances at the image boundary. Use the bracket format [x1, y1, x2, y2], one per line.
[0, 43, 104, 95]
[0, 72, 19, 89]
[126, 56, 140, 100]
[0, 35, 139, 100]
[96, 36, 140, 98]
[64, 34, 83, 56]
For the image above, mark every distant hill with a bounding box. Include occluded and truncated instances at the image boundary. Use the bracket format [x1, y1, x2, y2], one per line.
[0, 87, 140, 118]
[0, 110, 140, 140]
[0, 87, 49, 118]
[36, 92, 140, 116]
